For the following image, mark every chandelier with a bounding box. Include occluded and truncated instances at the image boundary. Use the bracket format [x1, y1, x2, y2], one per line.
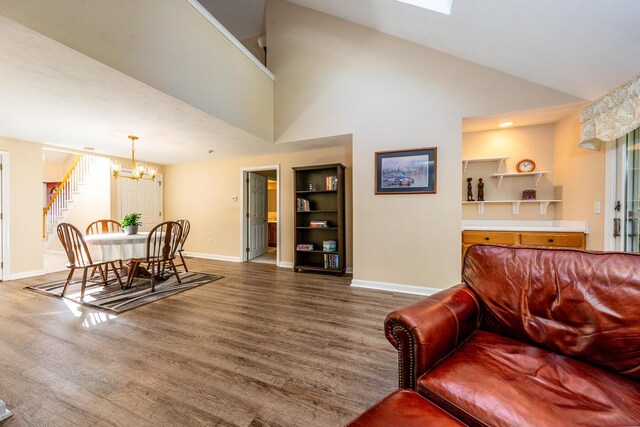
[111, 135, 156, 181]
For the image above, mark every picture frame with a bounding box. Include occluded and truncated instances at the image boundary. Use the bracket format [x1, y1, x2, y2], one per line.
[375, 147, 437, 194]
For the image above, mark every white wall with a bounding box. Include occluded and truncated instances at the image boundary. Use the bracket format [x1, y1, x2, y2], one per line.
[267, 0, 581, 289]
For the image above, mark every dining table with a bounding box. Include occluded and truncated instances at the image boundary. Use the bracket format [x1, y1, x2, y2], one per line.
[85, 232, 154, 281]
[85, 232, 150, 262]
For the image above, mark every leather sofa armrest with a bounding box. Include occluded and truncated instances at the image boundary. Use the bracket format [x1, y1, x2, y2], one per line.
[384, 284, 481, 389]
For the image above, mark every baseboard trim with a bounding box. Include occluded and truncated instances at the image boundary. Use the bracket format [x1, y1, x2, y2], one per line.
[350, 279, 441, 296]
[8, 269, 46, 281]
[184, 252, 241, 263]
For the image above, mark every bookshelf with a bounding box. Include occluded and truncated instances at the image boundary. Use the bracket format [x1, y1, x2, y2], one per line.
[294, 163, 346, 275]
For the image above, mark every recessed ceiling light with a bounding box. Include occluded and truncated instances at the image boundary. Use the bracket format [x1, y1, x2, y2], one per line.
[498, 121, 514, 128]
[83, 147, 95, 151]
[395, 0, 453, 15]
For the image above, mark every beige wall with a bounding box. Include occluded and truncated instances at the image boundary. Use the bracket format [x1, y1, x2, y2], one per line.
[267, 0, 580, 289]
[0, 0, 274, 142]
[462, 124, 557, 220]
[43, 160, 65, 183]
[554, 111, 605, 250]
[164, 144, 352, 266]
[0, 137, 43, 275]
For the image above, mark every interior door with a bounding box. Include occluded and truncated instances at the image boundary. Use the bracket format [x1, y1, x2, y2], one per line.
[248, 172, 268, 260]
[119, 174, 163, 232]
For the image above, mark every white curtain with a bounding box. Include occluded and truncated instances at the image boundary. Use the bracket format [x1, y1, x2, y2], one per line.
[581, 73, 640, 145]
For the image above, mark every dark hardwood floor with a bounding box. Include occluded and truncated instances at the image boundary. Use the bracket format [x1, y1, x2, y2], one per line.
[0, 258, 421, 426]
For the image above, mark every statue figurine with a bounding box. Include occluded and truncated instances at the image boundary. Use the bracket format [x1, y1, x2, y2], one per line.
[467, 177, 474, 201]
[477, 178, 485, 201]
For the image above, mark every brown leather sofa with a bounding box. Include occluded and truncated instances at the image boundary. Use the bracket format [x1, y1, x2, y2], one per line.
[382, 245, 640, 427]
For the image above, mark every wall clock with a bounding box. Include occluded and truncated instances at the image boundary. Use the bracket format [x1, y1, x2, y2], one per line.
[516, 159, 536, 173]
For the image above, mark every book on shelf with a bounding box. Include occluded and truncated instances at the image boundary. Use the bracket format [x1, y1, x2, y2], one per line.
[297, 197, 310, 212]
[323, 240, 337, 251]
[297, 244, 314, 251]
[323, 253, 339, 270]
[325, 176, 338, 190]
[310, 220, 328, 228]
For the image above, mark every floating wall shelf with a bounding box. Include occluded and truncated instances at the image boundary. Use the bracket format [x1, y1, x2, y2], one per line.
[491, 171, 550, 189]
[463, 200, 562, 215]
[462, 157, 509, 174]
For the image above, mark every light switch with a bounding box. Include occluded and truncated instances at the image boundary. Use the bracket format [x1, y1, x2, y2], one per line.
[594, 202, 601, 214]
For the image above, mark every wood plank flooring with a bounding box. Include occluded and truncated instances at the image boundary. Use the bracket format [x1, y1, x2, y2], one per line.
[0, 258, 421, 426]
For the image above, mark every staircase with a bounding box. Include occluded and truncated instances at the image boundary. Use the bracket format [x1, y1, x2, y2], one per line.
[42, 155, 96, 242]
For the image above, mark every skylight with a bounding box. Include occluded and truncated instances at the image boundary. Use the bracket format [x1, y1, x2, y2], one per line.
[395, 0, 453, 15]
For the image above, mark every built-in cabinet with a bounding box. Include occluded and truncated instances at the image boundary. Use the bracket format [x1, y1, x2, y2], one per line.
[462, 230, 586, 259]
[268, 222, 277, 247]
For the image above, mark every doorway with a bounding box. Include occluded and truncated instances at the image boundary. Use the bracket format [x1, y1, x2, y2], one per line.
[241, 166, 279, 265]
[606, 127, 640, 251]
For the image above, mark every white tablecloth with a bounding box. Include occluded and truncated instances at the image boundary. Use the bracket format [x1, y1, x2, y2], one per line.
[85, 232, 150, 262]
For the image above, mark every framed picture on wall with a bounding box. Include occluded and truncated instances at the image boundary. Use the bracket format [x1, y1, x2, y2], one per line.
[375, 147, 437, 194]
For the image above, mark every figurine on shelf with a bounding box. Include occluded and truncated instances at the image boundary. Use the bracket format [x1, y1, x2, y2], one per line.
[466, 177, 474, 201]
[522, 189, 536, 200]
[477, 178, 485, 201]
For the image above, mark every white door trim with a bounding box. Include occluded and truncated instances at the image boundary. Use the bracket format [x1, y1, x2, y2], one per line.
[240, 165, 280, 266]
[604, 140, 627, 251]
[604, 140, 617, 251]
[0, 151, 9, 281]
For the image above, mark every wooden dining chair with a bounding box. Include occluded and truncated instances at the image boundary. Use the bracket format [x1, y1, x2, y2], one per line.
[86, 219, 123, 275]
[86, 219, 122, 235]
[174, 219, 191, 272]
[57, 223, 123, 302]
[126, 221, 183, 292]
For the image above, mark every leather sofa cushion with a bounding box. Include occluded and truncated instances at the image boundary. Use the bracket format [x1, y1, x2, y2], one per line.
[463, 245, 640, 379]
[345, 389, 465, 427]
[418, 331, 640, 427]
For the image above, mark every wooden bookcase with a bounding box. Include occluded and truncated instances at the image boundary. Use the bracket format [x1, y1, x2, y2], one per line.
[293, 163, 346, 275]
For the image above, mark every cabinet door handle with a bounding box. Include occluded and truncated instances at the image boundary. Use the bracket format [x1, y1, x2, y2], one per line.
[484, 237, 490, 241]
[548, 238, 555, 243]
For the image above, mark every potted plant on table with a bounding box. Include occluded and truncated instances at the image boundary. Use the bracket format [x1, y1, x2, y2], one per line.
[121, 213, 142, 235]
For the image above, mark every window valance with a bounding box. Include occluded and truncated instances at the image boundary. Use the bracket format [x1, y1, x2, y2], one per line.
[581, 74, 640, 147]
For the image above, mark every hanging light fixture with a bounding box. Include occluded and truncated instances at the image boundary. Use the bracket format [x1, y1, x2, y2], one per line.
[111, 135, 157, 181]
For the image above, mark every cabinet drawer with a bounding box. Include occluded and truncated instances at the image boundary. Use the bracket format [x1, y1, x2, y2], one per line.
[520, 232, 584, 248]
[462, 231, 519, 245]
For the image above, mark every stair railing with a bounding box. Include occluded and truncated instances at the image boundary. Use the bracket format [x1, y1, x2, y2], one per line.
[42, 155, 94, 239]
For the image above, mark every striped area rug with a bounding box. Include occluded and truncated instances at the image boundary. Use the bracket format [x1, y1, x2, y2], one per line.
[25, 271, 223, 314]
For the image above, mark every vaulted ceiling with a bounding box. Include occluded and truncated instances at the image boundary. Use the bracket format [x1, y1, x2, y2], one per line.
[224, 0, 638, 100]
[288, 0, 640, 99]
